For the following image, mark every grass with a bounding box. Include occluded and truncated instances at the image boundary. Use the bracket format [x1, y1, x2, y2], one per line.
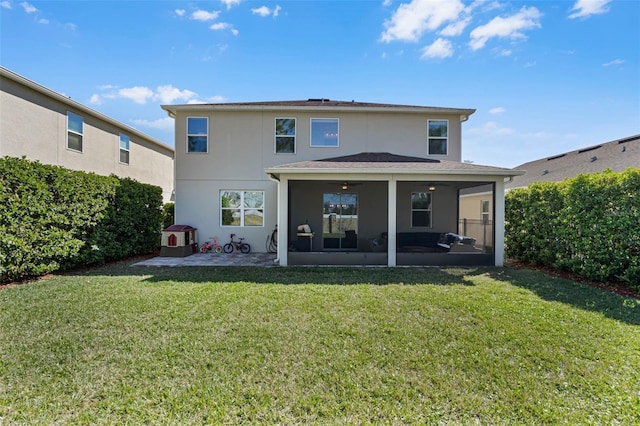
[1, 265, 639, 424]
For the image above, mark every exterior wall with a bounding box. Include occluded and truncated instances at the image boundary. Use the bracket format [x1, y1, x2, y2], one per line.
[459, 191, 493, 222]
[1, 72, 175, 202]
[173, 108, 465, 251]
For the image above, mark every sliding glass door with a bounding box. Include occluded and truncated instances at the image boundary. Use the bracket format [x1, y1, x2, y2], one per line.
[323, 193, 358, 250]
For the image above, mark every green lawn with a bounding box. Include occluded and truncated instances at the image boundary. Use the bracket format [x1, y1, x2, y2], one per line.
[1, 265, 638, 424]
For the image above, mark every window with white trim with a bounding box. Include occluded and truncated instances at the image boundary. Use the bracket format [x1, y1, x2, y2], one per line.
[311, 118, 339, 147]
[220, 190, 264, 227]
[119, 133, 130, 164]
[187, 117, 208, 153]
[67, 111, 83, 152]
[427, 119, 448, 155]
[411, 192, 432, 228]
[275, 118, 296, 153]
[481, 200, 490, 223]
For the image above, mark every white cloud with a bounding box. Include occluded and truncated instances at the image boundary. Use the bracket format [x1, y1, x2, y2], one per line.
[118, 86, 155, 104]
[469, 6, 541, 50]
[489, 107, 505, 114]
[466, 120, 516, 137]
[89, 94, 102, 105]
[420, 38, 454, 59]
[221, 0, 240, 10]
[175, 9, 185, 17]
[602, 59, 624, 67]
[439, 16, 471, 37]
[1, 1, 11, 9]
[569, 0, 611, 19]
[383, 0, 392, 6]
[154, 85, 197, 104]
[498, 48, 512, 56]
[91, 84, 215, 106]
[381, 0, 465, 43]
[210, 22, 238, 35]
[191, 9, 220, 21]
[20, 1, 36, 13]
[130, 117, 175, 131]
[252, 5, 281, 18]
[37, 17, 48, 24]
[252, 6, 270, 17]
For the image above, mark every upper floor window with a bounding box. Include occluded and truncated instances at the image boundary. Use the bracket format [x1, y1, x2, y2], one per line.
[311, 118, 339, 147]
[187, 117, 208, 153]
[411, 191, 432, 228]
[119, 133, 130, 164]
[428, 120, 448, 155]
[275, 118, 296, 153]
[67, 111, 83, 152]
[220, 190, 264, 227]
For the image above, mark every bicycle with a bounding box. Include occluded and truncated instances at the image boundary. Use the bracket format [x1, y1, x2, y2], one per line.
[266, 225, 277, 253]
[211, 236, 223, 254]
[223, 233, 251, 254]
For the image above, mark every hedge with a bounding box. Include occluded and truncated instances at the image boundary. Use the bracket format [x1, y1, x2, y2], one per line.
[505, 168, 640, 288]
[0, 157, 163, 282]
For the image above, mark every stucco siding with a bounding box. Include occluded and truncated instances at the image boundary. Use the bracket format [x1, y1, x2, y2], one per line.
[1, 69, 175, 202]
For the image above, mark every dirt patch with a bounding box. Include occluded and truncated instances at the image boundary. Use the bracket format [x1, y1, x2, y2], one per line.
[507, 260, 640, 300]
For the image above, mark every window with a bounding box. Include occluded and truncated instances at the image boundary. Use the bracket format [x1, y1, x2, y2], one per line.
[311, 118, 339, 147]
[119, 133, 130, 164]
[187, 117, 208, 153]
[428, 120, 448, 155]
[411, 192, 432, 227]
[481, 200, 490, 223]
[275, 118, 296, 153]
[67, 111, 83, 152]
[220, 190, 264, 227]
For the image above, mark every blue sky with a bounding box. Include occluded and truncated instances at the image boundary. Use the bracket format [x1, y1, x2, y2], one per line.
[1, 0, 638, 168]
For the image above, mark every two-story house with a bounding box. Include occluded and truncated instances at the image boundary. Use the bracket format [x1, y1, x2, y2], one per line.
[1, 67, 174, 202]
[161, 99, 522, 267]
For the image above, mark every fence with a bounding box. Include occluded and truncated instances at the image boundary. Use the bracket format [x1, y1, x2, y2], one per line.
[458, 219, 493, 252]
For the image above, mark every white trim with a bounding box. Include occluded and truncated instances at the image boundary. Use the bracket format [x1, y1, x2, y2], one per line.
[274, 117, 297, 154]
[410, 191, 433, 228]
[220, 190, 265, 228]
[427, 119, 448, 156]
[186, 116, 209, 154]
[310, 118, 339, 148]
[66, 111, 83, 153]
[118, 133, 130, 165]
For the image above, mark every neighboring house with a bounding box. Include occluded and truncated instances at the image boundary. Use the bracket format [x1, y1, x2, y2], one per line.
[0, 67, 175, 202]
[458, 135, 639, 246]
[505, 134, 639, 190]
[161, 99, 523, 267]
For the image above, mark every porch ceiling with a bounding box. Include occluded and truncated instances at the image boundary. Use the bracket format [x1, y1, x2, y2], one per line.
[265, 152, 525, 179]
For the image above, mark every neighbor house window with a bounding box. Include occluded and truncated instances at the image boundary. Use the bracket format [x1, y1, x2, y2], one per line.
[411, 192, 432, 227]
[311, 118, 339, 147]
[187, 117, 208, 153]
[220, 190, 264, 227]
[428, 120, 448, 155]
[119, 133, 130, 164]
[67, 111, 83, 152]
[275, 118, 296, 153]
[482, 200, 490, 223]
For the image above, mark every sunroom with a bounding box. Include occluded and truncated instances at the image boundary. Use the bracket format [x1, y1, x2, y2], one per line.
[265, 153, 523, 267]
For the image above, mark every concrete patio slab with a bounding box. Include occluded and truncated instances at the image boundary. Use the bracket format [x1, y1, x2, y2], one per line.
[131, 253, 279, 267]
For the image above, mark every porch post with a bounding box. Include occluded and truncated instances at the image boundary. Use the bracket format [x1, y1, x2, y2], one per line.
[387, 178, 397, 267]
[277, 176, 289, 266]
[494, 179, 505, 267]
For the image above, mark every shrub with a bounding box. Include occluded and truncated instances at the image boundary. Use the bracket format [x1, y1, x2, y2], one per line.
[0, 157, 163, 282]
[506, 168, 640, 288]
[162, 202, 175, 229]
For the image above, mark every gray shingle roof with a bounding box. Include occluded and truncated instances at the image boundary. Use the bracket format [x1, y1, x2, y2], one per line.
[266, 152, 522, 176]
[506, 135, 640, 189]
